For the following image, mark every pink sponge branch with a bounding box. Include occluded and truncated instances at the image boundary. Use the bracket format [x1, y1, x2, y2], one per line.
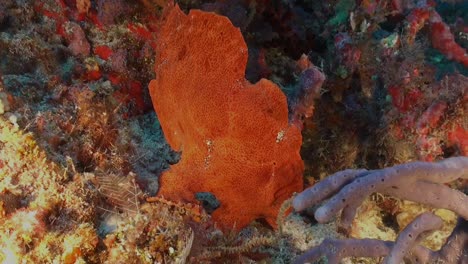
[429, 11, 468, 67]
[289, 55, 325, 130]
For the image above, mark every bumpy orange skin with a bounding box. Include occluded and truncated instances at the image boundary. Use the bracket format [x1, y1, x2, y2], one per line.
[149, 5, 304, 230]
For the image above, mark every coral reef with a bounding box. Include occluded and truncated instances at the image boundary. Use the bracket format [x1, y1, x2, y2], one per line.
[0, 115, 98, 263]
[402, 0, 468, 67]
[0, 115, 206, 263]
[291, 0, 468, 178]
[0, 0, 466, 262]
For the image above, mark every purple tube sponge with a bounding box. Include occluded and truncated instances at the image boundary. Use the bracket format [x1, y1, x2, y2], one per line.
[292, 157, 468, 263]
[427, 217, 468, 263]
[383, 212, 443, 264]
[293, 213, 467, 264]
[293, 157, 468, 231]
[293, 238, 393, 264]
